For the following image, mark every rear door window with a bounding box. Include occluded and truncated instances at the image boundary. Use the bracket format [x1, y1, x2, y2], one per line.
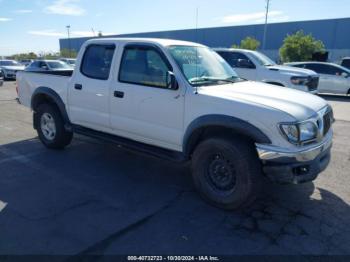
[81, 45, 115, 80]
[217, 51, 253, 68]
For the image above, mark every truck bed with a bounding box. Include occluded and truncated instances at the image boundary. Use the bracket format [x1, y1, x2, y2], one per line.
[17, 70, 73, 108]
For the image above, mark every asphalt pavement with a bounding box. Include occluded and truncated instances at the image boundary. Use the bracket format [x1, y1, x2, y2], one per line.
[0, 81, 350, 255]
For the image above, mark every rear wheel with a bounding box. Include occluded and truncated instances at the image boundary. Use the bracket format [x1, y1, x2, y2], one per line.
[191, 137, 262, 210]
[34, 103, 73, 149]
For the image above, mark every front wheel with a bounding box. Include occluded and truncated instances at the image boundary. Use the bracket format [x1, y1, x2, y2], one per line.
[191, 137, 262, 210]
[34, 104, 73, 149]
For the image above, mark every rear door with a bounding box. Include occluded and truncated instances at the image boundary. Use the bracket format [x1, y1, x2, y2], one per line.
[216, 51, 257, 80]
[109, 43, 185, 151]
[68, 44, 116, 131]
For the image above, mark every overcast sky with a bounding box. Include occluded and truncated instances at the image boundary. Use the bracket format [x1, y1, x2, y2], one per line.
[0, 0, 349, 55]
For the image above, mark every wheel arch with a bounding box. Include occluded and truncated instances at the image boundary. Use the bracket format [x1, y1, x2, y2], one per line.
[31, 87, 71, 129]
[183, 115, 271, 158]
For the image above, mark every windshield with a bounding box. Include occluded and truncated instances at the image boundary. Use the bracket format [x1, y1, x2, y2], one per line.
[47, 61, 72, 69]
[0, 60, 21, 66]
[168, 45, 240, 86]
[251, 51, 276, 66]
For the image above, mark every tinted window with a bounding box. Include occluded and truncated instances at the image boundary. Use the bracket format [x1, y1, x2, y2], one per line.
[119, 46, 171, 88]
[217, 52, 254, 68]
[47, 61, 71, 69]
[29, 61, 40, 68]
[305, 64, 346, 76]
[81, 45, 115, 80]
[39, 61, 48, 69]
[342, 59, 350, 69]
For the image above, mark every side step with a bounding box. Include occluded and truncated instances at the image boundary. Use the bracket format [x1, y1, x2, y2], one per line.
[73, 125, 187, 163]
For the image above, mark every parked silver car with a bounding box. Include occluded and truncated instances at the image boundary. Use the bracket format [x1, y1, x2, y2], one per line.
[26, 60, 73, 72]
[0, 60, 25, 80]
[286, 62, 350, 95]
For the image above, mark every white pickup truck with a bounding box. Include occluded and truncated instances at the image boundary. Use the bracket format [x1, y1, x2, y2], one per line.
[214, 48, 320, 93]
[17, 38, 334, 209]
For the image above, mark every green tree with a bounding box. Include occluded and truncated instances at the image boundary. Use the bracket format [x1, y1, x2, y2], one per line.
[232, 36, 260, 50]
[10, 52, 38, 60]
[60, 48, 78, 58]
[279, 30, 325, 62]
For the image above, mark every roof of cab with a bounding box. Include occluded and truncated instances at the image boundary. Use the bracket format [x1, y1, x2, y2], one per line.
[84, 38, 205, 47]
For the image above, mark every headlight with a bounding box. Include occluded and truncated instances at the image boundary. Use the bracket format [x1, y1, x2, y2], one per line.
[299, 122, 318, 141]
[291, 76, 309, 85]
[280, 121, 318, 145]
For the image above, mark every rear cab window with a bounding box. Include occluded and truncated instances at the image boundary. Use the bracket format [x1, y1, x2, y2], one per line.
[81, 44, 116, 80]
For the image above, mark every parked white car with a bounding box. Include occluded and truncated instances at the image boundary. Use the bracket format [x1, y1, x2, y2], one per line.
[0, 60, 25, 80]
[214, 48, 319, 93]
[17, 38, 334, 209]
[286, 62, 350, 95]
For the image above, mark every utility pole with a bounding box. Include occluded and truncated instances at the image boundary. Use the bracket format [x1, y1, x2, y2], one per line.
[262, 0, 270, 50]
[66, 25, 71, 57]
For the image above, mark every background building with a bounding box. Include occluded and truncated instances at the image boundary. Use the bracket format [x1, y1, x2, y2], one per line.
[59, 17, 350, 62]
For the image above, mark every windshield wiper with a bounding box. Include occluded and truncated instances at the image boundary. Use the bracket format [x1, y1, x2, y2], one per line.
[189, 76, 241, 84]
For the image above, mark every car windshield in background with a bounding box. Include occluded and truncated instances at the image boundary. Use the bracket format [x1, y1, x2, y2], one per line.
[0, 60, 21, 66]
[251, 51, 276, 66]
[47, 61, 72, 69]
[168, 45, 240, 86]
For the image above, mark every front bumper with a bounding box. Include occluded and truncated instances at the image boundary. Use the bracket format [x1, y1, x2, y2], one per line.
[4, 73, 17, 79]
[256, 134, 332, 184]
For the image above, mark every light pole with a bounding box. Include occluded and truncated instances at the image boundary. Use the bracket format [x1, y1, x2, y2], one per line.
[66, 25, 71, 57]
[262, 0, 270, 50]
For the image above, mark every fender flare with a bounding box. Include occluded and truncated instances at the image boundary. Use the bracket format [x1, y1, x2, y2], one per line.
[31, 86, 71, 125]
[183, 115, 271, 157]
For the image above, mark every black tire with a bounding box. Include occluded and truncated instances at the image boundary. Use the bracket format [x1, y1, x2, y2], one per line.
[34, 103, 73, 149]
[191, 137, 262, 210]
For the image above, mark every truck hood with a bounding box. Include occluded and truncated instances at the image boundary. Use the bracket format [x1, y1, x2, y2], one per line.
[266, 64, 317, 76]
[199, 81, 327, 121]
[1, 66, 25, 71]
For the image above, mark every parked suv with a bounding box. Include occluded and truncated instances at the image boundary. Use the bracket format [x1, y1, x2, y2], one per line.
[214, 48, 319, 93]
[17, 38, 334, 209]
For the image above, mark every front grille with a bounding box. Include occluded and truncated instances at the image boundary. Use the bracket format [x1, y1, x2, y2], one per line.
[307, 77, 319, 91]
[323, 109, 333, 136]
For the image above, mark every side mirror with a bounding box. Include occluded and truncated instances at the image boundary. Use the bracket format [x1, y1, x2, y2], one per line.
[166, 71, 178, 90]
[341, 72, 349, 78]
[42, 65, 48, 70]
[237, 59, 255, 69]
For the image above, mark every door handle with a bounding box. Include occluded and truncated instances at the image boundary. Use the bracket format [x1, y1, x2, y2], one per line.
[75, 84, 83, 90]
[114, 91, 124, 98]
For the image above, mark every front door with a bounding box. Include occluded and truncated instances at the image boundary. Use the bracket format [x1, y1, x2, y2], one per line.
[109, 44, 185, 151]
